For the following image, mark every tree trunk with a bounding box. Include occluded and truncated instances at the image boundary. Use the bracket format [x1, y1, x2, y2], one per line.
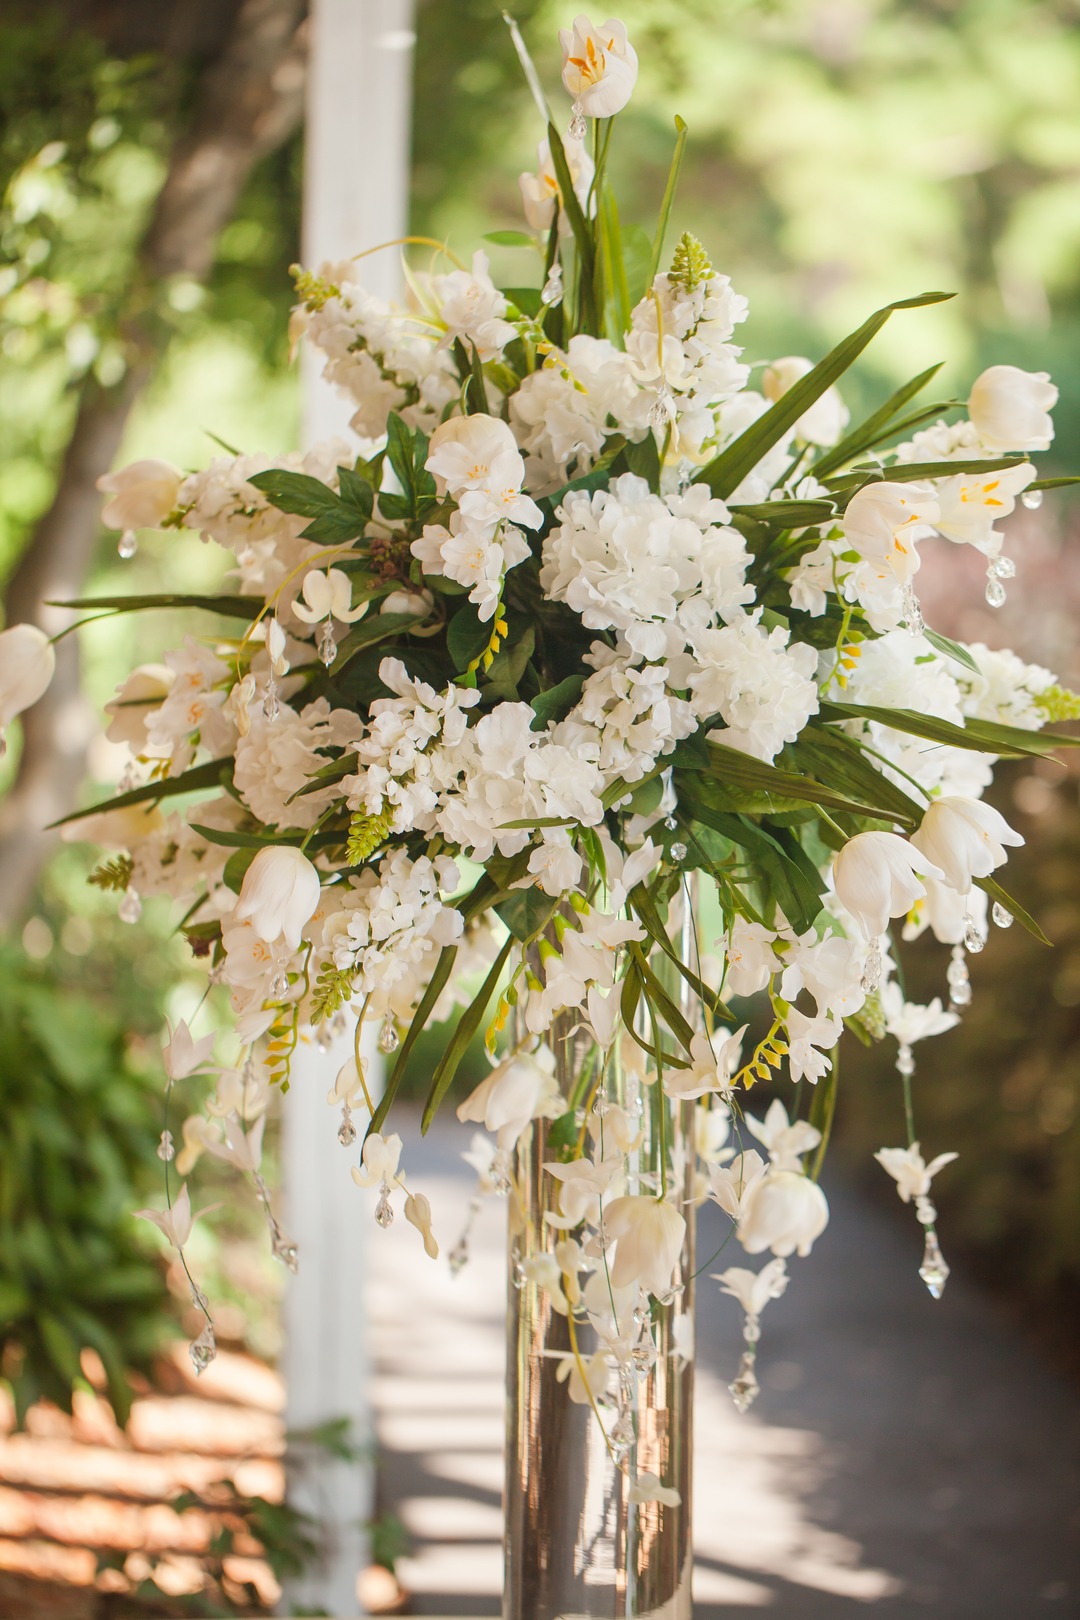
[0, 0, 308, 926]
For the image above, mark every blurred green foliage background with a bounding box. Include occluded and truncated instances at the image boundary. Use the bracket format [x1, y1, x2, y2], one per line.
[1, 0, 1079, 1414]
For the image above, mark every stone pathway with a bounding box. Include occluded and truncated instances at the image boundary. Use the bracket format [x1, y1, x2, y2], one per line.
[370, 1111, 1080, 1618]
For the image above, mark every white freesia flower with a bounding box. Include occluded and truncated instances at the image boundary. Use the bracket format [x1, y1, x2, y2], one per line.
[291, 568, 368, 626]
[135, 1183, 214, 1250]
[162, 1019, 216, 1082]
[603, 1195, 686, 1296]
[404, 1190, 439, 1259]
[874, 1142, 958, 1203]
[841, 481, 939, 584]
[879, 981, 959, 1046]
[97, 458, 182, 531]
[0, 624, 56, 729]
[968, 364, 1057, 452]
[559, 15, 638, 117]
[456, 1045, 562, 1152]
[714, 1255, 789, 1317]
[910, 795, 1023, 895]
[234, 846, 322, 950]
[743, 1098, 821, 1172]
[629, 1471, 682, 1507]
[762, 355, 848, 446]
[739, 1170, 829, 1258]
[832, 830, 943, 941]
[351, 1131, 403, 1189]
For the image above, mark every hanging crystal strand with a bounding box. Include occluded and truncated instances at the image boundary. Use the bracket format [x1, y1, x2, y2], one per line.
[648, 383, 675, 429]
[962, 911, 986, 954]
[374, 1175, 395, 1228]
[448, 1194, 482, 1276]
[728, 1311, 762, 1413]
[252, 1171, 299, 1270]
[540, 261, 563, 308]
[897, 1035, 950, 1298]
[269, 965, 290, 999]
[984, 553, 1015, 608]
[117, 760, 140, 794]
[117, 529, 138, 559]
[900, 583, 924, 636]
[118, 886, 142, 924]
[157, 1129, 175, 1162]
[188, 1281, 218, 1375]
[336, 1101, 356, 1146]
[946, 942, 971, 1008]
[861, 936, 884, 992]
[262, 669, 281, 722]
[378, 1016, 399, 1053]
[317, 618, 337, 666]
[568, 98, 587, 139]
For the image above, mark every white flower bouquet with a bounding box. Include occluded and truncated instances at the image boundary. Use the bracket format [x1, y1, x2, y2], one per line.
[41, 14, 1077, 1404]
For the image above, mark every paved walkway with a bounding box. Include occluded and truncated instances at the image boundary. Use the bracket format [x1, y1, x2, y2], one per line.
[370, 1111, 1080, 1618]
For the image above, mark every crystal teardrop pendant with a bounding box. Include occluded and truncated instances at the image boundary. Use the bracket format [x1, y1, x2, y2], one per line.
[189, 1321, 217, 1375]
[918, 1229, 950, 1299]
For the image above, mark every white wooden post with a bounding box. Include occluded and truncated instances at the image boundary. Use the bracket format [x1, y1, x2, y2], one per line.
[280, 4, 416, 1614]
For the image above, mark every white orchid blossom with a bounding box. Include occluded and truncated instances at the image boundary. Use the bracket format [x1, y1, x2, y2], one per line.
[714, 1256, 789, 1317]
[291, 568, 368, 626]
[351, 1131, 403, 1189]
[603, 1195, 686, 1296]
[910, 795, 1023, 896]
[743, 1098, 822, 1172]
[875, 1142, 958, 1204]
[135, 1183, 215, 1250]
[739, 1170, 829, 1259]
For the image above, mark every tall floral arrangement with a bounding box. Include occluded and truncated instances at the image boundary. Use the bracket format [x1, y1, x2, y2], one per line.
[19, 14, 1076, 1437]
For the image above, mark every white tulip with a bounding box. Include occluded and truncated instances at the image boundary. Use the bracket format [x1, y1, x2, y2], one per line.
[104, 664, 173, 749]
[519, 135, 594, 233]
[234, 846, 322, 950]
[841, 481, 939, 584]
[0, 624, 55, 730]
[603, 1194, 686, 1296]
[97, 458, 182, 531]
[762, 355, 849, 446]
[832, 830, 943, 942]
[559, 15, 639, 118]
[739, 1171, 829, 1258]
[457, 1045, 562, 1152]
[875, 1142, 958, 1204]
[910, 795, 1023, 895]
[968, 364, 1057, 452]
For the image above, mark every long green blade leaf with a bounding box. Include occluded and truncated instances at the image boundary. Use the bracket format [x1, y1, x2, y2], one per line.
[421, 935, 514, 1132]
[699, 292, 954, 500]
[370, 942, 460, 1137]
[811, 363, 944, 480]
[50, 758, 233, 828]
[649, 115, 688, 281]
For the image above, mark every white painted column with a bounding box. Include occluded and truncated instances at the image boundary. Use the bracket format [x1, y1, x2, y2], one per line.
[280, 4, 416, 1615]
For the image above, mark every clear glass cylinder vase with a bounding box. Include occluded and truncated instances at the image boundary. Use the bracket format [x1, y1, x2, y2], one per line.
[504, 956, 696, 1619]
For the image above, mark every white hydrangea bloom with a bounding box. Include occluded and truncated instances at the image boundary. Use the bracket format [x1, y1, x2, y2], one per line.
[688, 615, 819, 761]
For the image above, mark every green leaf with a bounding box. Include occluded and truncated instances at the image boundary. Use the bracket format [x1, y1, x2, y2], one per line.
[248, 469, 344, 519]
[823, 454, 1025, 493]
[495, 887, 557, 943]
[529, 674, 585, 731]
[974, 874, 1051, 946]
[546, 120, 596, 327]
[503, 285, 544, 318]
[190, 823, 302, 850]
[820, 699, 1080, 759]
[223, 848, 259, 893]
[421, 935, 514, 1132]
[623, 433, 661, 492]
[807, 1056, 839, 1182]
[51, 757, 233, 828]
[369, 943, 460, 1137]
[811, 363, 945, 480]
[699, 292, 955, 500]
[729, 499, 836, 528]
[385, 413, 436, 518]
[50, 592, 264, 620]
[447, 603, 491, 672]
[621, 224, 653, 309]
[924, 629, 980, 674]
[702, 740, 914, 823]
[649, 115, 688, 282]
[484, 229, 536, 247]
[1029, 475, 1080, 492]
[628, 882, 734, 1022]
